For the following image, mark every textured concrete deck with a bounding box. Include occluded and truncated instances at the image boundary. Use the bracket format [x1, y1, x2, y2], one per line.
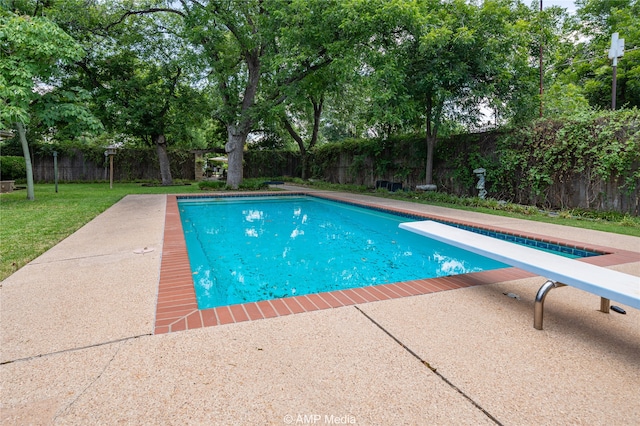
[2, 190, 639, 425]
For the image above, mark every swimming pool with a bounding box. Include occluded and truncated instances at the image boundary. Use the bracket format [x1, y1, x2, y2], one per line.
[154, 193, 620, 333]
[178, 195, 593, 309]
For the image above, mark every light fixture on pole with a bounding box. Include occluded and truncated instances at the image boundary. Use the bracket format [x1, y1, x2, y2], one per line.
[608, 32, 625, 110]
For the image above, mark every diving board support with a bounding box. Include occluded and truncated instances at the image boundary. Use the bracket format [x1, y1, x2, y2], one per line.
[534, 281, 608, 330]
[534, 281, 566, 330]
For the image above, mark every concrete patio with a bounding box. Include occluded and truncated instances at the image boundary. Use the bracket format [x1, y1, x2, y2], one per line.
[1, 189, 639, 425]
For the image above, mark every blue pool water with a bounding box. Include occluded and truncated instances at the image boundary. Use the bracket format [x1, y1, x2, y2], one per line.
[179, 195, 514, 309]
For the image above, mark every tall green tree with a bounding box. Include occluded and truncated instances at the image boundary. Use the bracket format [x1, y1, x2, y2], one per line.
[366, 0, 529, 187]
[104, 0, 375, 187]
[180, 0, 355, 187]
[58, 3, 210, 185]
[1, 10, 87, 199]
[265, 0, 373, 179]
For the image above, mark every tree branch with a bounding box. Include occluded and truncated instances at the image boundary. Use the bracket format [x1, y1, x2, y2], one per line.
[310, 95, 323, 149]
[281, 115, 305, 154]
[159, 67, 182, 118]
[75, 59, 105, 90]
[105, 8, 186, 32]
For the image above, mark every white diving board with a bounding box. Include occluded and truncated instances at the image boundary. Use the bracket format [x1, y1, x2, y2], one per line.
[399, 220, 640, 329]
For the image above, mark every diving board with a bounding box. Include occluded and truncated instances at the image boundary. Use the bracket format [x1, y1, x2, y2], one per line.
[399, 220, 640, 330]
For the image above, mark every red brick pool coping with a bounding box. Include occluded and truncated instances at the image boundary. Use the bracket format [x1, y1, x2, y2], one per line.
[154, 193, 639, 334]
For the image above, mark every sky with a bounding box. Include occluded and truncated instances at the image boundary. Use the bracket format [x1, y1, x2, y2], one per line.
[542, 0, 578, 13]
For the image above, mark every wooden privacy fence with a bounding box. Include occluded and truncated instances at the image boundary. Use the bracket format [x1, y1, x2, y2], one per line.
[26, 145, 639, 215]
[31, 148, 194, 182]
[311, 150, 639, 215]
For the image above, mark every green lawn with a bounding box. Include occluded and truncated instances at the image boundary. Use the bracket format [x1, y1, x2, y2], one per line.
[1, 181, 638, 282]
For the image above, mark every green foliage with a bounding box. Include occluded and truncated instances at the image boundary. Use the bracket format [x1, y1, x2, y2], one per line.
[562, 0, 640, 109]
[361, 0, 531, 183]
[495, 109, 640, 206]
[0, 156, 26, 180]
[311, 135, 426, 181]
[434, 132, 502, 193]
[304, 111, 638, 214]
[0, 11, 84, 128]
[244, 150, 301, 178]
[198, 179, 268, 191]
[544, 83, 592, 118]
[198, 180, 226, 190]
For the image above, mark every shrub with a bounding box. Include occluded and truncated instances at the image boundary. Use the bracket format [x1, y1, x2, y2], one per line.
[198, 178, 269, 191]
[0, 156, 26, 180]
[198, 181, 226, 190]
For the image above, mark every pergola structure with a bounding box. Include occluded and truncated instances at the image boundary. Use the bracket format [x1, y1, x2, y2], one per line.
[190, 148, 226, 181]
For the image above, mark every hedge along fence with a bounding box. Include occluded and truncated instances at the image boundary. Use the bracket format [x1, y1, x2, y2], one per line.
[243, 150, 302, 178]
[0, 156, 27, 180]
[301, 110, 640, 214]
[307, 133, 496, 193]
[496, 110, 639, 213]
[28, 146, 195, 182]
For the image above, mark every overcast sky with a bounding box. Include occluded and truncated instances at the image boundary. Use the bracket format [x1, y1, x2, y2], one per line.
[541, 0, 578, 13]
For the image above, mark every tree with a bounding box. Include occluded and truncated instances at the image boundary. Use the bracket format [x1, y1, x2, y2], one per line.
[266, 0, 370, 179]
[278, 88, 324, 180]
[78, 53, 187, 185]
[58, 3, 210, 185]
[570, 0, 640, 109]
[1, 10, 86, 199]
[528, 3, 589, 118]
[180, 0, 355, 187]
[103, 0, 376, 187]
[366, 0, 528, 187]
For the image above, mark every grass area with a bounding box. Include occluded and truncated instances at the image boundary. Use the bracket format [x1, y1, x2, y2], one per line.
[1, 179, 638, 282]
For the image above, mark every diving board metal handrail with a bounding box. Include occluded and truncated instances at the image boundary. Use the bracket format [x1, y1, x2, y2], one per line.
[399, 220, 640, 330]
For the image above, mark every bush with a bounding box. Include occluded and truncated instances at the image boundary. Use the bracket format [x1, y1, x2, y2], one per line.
[0, 156, 26, 180]
[238, 179, 270, 190]
[198, 181, 227, 190]
[198, 178, 269, 191]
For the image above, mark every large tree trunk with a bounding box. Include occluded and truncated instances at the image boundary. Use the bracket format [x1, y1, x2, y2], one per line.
[424, 97, 440, 187]
[16, 122, 34, 200]
[425, 134, 436, 185]
[224, 47, 261, 189]
[153, 134, 173, 186]
[225, 126, 248, 189]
